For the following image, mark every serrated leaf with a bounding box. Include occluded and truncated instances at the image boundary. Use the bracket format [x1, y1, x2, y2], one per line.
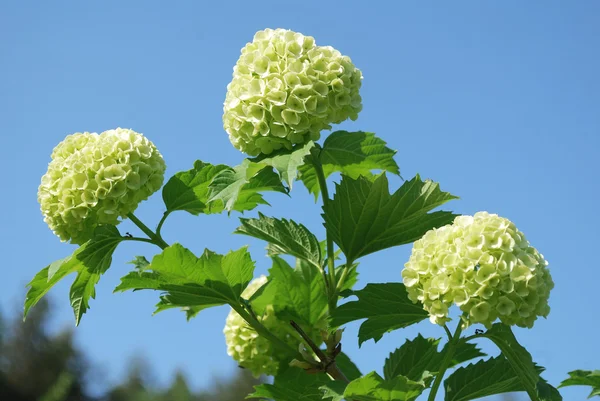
[209, 159, 287, 212]
[384, 335, 486, 382]
[251, 256, 327, 327]
[559, 370, 600, 399]
[480, 323, 545, 401]
[445, 356, 529, 401]
[162, 160, 229, 214]
[323, 174, 458, 262]
[248, 367, 332, 401]
[128, 256, 150, 271]
[384, 335, 442, 381]
[299, 131, 400, 199]
[343, 371, 427, 401]
[114, 244, 255, 317]
[235, 213, 322, 269]
[330, 283, 428, 345]
[250, 141, 314, 188]
[336, 263, 359, 293]
[25, 226, 123, 324]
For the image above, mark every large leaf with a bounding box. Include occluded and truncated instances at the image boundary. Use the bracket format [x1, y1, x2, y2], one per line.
[251, 141, 314, 188]
[559, 370, 600, 399]
[25, 226, 123, 325]
[343, 371, 427, 401]
[480, 324, 546, 401]
[235, 213, 322, 269]
[384, 335, 485, 382]
[323, 174, 458, 262]
[299, 131, 400, 199]
[330, 283, 428, 345]
[248, 367, 332, 401]
[444, 356, 530, 401]
[336, 352, 363, 382]
[162, 160, 229, 214]
[208, 159, 287, 212]
[250, 256, 327, 327]
[114, 244, 255, 315]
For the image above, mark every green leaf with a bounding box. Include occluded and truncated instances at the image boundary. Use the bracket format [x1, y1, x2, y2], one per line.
[330, 283, 428, 345]
[336, 263, 359, 293]
[128, 256, 150, 271]
[480, 323, 543, 401]
[209, 159, 287, 212]
[69, 268, 101, 325]
[320, 381, 347, 401]
[25, 225, 123, 325]
[384, 335, 442, 381]
[251, 256, 327, 327]
[248, 366, 332, 401]
[445, 356, 531, 401]
[299, 131, 400, 199]
[162, 160, 229, 214]
[559, 370, 600, 398]
[250, 141, 314, 188]
[384, 335, 486, 382]
[343, 371, 427, 401]
[336, 352, 363, 382]
[323, 174, 458, 262]
[114, 244, 255, 316]
[235, 213, 322, 269]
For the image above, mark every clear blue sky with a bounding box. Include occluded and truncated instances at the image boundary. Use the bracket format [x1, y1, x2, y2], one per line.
[1, 2, 598, 400]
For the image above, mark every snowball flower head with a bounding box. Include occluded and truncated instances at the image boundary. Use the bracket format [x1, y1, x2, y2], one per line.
[38, 128, 166, 244]
[402, 212, 554, 329]
[224, 276, 322, 377]
[223, 28, 363, 156]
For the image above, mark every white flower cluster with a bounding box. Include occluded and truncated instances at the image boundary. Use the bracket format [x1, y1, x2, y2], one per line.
[38, 128, 166, 244]
[403, 212, 554, 328]
[223, 28, 363, 156]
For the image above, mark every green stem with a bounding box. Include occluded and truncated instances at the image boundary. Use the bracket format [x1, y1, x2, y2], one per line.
[310, 149, 338, 311]
[122, 236, 157, 245]
[443, 324, 453, 341]
[156, 211, 170, 239]
[428, 322, 463, 401]
[232, 304, 297, 357]
[127, 212, 169, 250]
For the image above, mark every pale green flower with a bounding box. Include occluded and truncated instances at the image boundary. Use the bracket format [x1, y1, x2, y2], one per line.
[223, 28, 363, 156]
[402, 212, 554, 329]
[38, 128, 166, 244]
[223, 276, 322, 377]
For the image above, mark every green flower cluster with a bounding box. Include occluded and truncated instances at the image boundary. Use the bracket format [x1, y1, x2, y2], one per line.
[402, 212, 554, 329]
[223, 276, 322, 377]
[38, 128, 166, 244]
[223, 28, 363, 156]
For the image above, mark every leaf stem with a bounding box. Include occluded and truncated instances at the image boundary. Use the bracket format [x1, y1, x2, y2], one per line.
[309, 147, 338, 311]
[127, 213, 169, 250]
[156, 211, 171, 239]
[231, 303, 297, 357]
[428, 321, 463, 401]
[122, 236, 157, 245]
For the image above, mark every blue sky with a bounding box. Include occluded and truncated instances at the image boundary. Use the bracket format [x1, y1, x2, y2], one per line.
[1, 2, 598, 400]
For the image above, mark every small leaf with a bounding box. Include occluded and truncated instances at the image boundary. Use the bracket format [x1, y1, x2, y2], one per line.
[128, 256, 150, 271]
[320, 381, 347, 401]
[250, 141, 314, 188]
[25, 226, 123, 324]
[299, 131, 400, 199]
[559, 370, 600, 399]
[115, 244, 255, 317]
[209, 159, 287, 212]
[330, 283, 428, 345]
[248, 367, 332, 401]
[162, 160, 229, 214]
[343, 371, 427, 401]
[235, 213, 322, 269]
[323, 174, 458, 262]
